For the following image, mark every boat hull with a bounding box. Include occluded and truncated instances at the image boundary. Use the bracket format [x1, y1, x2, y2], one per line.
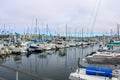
[87, 57, 120, 64]
[69, 69, 118, 80]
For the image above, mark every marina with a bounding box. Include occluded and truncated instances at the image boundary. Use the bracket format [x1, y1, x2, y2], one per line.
[0, 43, 99, 80]
[0, 31, 120, 80]
[1, 0, 120, 80]
[0, 41, 120, 80]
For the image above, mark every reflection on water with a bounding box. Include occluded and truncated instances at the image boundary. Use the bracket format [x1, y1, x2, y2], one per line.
[58, 49, 66, 57]
[0, 44, 113, 80]
[38, 53, 47, 59]
[14, 55, 22, 63]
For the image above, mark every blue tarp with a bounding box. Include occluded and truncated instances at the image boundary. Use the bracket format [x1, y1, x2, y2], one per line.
[86, 66, 112, 78]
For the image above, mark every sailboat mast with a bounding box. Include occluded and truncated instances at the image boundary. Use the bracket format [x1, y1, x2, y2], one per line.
[82, 28, 83, 41]
[66, 24, 67, 40]
[111, 28, 112, 38]
[35, 18, 38, 35]
[46, 24, 48, 40]
[46, 24, 48, 35]
[4, 24, 5, 35]
[117, 24, 119, 40]
[75, 28, 77, 41]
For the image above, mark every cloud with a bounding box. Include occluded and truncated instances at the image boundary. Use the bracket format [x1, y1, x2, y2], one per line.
[0, 0, 120, 34]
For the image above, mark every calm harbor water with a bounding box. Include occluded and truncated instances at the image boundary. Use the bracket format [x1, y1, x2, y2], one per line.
[0, 45, 99, 80]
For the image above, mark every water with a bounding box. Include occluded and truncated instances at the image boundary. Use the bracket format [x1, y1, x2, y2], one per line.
[0, 45, 99, 80]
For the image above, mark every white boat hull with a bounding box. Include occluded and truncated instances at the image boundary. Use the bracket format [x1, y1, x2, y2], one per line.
[69, 69, 119, 80]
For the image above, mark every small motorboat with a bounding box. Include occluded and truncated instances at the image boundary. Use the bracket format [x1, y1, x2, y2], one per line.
[27, 44, 43, 53]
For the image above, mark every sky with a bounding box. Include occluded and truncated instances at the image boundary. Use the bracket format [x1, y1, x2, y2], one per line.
[0, 0, 120, 35]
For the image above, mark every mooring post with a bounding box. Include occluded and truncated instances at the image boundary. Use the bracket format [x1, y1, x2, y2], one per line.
[16, 71, 18, 80]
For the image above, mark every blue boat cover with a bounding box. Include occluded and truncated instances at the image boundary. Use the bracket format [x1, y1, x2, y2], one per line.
[86, 66, 112, 78]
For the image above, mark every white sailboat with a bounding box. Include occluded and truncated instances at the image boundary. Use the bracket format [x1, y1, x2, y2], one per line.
[69, 68, 119, 80]
[69, 58, 120, 80]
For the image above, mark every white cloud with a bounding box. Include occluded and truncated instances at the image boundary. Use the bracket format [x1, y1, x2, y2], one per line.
[0, 0, 120, 34]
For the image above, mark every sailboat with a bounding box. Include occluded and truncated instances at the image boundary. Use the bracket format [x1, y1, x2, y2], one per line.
[69, 58, 120, 80]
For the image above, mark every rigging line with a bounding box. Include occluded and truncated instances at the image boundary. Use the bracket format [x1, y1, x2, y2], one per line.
[91, 0, 102, 36]
[88, 3, 97, 37]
